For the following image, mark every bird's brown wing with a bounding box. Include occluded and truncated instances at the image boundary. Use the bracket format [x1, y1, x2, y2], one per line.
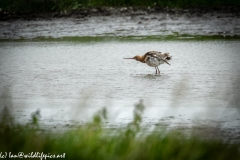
[146, 51, 164, 59]
[146, 51, 162, 57]
[145, 51, 171, 65]
[153, 51, 171, 60]
[163, 53, 172, 60]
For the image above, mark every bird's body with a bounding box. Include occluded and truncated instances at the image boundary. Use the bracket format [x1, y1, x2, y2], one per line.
[124, 51, 172, 74]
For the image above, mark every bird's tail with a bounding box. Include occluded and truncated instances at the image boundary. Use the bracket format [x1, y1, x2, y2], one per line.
[163, 53, 172, 60]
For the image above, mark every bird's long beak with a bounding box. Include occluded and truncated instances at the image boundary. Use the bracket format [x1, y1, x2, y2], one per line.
[123, 58, 134, 59]
[163, 59, 171, 65]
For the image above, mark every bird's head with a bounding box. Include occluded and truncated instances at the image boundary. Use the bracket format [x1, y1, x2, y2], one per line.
[123, 55, 143, 62]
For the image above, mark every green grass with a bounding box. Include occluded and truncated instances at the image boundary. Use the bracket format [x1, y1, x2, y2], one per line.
[1, 35, 240, 43]
[0, 100, 240, 160]
[0, 0, 240, 13]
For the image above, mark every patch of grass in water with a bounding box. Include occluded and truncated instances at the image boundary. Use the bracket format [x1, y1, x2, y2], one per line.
[0, 100, 239, 160]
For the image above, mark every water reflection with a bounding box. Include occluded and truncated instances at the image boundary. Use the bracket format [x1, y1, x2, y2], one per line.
[130, 74, 170, 80]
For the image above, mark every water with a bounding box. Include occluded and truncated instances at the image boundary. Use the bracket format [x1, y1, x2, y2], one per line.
[0, 40, 240, 135]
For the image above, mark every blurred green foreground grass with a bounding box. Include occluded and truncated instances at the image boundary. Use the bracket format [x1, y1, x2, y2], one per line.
[0, 100, 239, 160]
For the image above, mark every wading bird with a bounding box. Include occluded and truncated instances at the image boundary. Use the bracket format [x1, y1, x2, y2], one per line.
[124, 51, 172, 74]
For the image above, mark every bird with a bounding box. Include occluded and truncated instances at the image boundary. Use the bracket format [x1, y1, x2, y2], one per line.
[123, 51, 172, 74]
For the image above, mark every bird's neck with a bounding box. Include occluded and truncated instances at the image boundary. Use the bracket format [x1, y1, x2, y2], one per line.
[135, 55, 146, 63]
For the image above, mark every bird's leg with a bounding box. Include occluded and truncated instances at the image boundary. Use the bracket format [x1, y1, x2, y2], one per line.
[157, 67, 160, 74]
[155, 67, 157, 74]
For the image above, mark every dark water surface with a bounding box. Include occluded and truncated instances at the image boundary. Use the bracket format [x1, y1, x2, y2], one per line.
[0, 40, 240, 140]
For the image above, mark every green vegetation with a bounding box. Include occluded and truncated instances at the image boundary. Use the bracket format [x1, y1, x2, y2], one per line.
[0, 100, 239, 160]
[0, 0, 240, 13]
[1, 35, 240, 43]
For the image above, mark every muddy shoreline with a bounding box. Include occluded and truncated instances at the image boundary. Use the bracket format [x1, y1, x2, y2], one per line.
[1, 6, 240, 39]
[1, 6, 240, 21]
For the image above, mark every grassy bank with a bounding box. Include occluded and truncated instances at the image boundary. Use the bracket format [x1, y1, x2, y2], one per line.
[1, 0, 240, 13]
[2, 35, 239, 43]
[0, 101, 240, 160]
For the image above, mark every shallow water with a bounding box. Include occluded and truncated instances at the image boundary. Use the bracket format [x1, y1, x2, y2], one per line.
[0, 40, 240, 138]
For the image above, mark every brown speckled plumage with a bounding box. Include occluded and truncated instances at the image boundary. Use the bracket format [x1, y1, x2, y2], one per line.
[124, 51, 172, 74]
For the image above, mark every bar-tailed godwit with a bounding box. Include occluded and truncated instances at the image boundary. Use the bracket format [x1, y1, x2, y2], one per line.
[124, 51, 172, 74]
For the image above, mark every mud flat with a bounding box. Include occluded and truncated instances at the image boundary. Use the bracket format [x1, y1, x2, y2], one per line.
[0, 7, 240, 39]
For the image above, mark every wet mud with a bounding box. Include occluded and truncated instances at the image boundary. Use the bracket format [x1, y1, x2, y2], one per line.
[0, 7, 240, 39]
